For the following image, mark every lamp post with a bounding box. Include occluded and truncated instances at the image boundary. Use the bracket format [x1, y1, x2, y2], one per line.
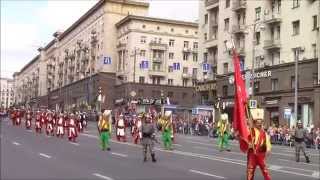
[160, 90, 164, 116]
[293, 47, 301, 127]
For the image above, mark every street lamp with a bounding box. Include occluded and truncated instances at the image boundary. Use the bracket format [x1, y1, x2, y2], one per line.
[244, 23, 265, 100]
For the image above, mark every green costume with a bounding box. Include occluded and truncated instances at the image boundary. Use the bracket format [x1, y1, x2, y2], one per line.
[217, 114, 230, 151]
[98, 110, 112, 151]
[161, 111, 173, 150]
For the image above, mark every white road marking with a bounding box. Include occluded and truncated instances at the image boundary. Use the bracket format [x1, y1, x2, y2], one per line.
[39, 153, 51, 159]
[92, 173, 114, 180]
[269, 165, 282, 170]
[82, 133, 318, 178]
[111, 152, 128, 158]
[82, 133, 98, 139]
[312, 171, 319, 178]
[12, 141, 20, 146]
[173, 144, 182, 147]
[70, 142, 80, 146]
[189, 169, 225, 179]
[27, 130, 32, 133]
[278, 158, 319, 167]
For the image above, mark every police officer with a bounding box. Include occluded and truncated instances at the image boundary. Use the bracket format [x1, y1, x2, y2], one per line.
[141, 113, 156, 162]
[294, 121, 310, 163]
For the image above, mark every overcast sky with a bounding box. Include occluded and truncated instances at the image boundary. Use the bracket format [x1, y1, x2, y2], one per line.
[1, 0, 199, 79]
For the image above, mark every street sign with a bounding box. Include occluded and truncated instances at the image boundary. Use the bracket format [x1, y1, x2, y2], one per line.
[103, 56, 112, 64]
[249, 100, 257, 109]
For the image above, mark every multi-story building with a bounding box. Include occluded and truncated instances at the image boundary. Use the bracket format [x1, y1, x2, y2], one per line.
[14, 0, 199, 111]
[197, 0, 320, 127]
[0, 78, 15, 108]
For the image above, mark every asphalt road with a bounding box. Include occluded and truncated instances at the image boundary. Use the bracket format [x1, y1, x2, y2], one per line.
[1, 117, 319, 180]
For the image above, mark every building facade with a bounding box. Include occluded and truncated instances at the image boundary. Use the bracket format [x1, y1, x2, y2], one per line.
[14, 0, 199, 111]
[197, 0, 320, 127]
[199, 0, 319, 80]
[0, 78, 14, 108]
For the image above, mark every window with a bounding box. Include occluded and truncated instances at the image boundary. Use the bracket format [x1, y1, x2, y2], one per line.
[312, 44, 317, 58]
[313, 15, 318, 30]
[254, 81, 260, 93]
[183, 41, 189, 48]
[292, 20, 300, 35]
[138, 89, 144, 97]
[226, 0, 230, 8]
[157, 26, 160, 30]
[139, 76, 145, 83]
[168, 79, 173, 85]
[152, 77, 161, 85]
[183, 53, 189, 61]
[169, 39, 175, 47]
[204, 53, 208, 62]
[255, 32, 260, 45]
[140, 50, 146, 57]
[192, 80, 197, 87]
[271, 79, 279, 91]
[169, 53, 174, 59]
[193, 42, 198, 49]
[171, 28, 174, 32]
[142, 24, 146, 29]
[224, 18, 230, 31]
[204, 33, 208, 41]
[223, 63, 228, 74]
[168, 91, 174, 98]
[140, 36, 146, 44]
[183, 67, 188, 73]
[222, 85, 228, 97]
[293, 0, 300, 8]
[182, 92, 187, 99]
[255, 7, 261, 21]
[192, 68, 198, 76]
[183, 79, 188, 87]
[168, 66, 173, 72]
[193, 53, 198, 62]
[204, 14, 208, 24]
[185, 30, 189, 34]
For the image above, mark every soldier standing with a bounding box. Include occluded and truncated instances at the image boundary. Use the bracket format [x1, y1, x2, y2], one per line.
[294, 121, 310, 163]
[141, 114, 156, 162]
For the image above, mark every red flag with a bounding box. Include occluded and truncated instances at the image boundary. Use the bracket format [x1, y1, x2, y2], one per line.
[232, 49, 249, 153]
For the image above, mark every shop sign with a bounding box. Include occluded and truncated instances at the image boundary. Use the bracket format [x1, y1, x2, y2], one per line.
[265, 100, 278, 105]
[249, 100, 257, 109]
[115, 98, 124, 104]
[51, 96, 59, 100]
[246, 70, 272, 80]
[196, 82, 217, 92]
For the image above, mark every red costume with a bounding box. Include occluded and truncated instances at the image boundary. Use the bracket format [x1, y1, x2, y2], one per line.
[40, 112, 47, 129]
[76, 113, 83, 133]
[25, 110, 32, 129]
[132, 116, 142, 144]
[10, 110, 17, 125]
[46, 112, 54, 136]
[15, 110, 22, 126]
[68, 115, 78, 142]
[35, 111, 42, 133]
[56, 113, 64, 138]
[116, 114, 126, 142]
[246, 127, 272, 180]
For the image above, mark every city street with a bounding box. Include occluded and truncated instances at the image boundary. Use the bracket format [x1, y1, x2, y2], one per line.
[1, 118, 319, 180]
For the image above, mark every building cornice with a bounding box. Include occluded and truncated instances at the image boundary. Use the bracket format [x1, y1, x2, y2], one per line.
[116, 15, 198, 28]
[17, 55, 40, 76]
[118, 28, 198, 39]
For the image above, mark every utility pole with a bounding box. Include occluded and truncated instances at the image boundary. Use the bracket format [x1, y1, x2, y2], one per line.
[294, 47, 300, 127]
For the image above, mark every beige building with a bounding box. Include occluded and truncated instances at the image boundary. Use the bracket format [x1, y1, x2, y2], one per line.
[14, 0, 199, 110]
[199, 0, 320, 82]
[115, 15, 198, 87]
[0, 78, 14, 108]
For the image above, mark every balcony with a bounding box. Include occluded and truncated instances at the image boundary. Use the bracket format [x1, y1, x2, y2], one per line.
[182, 47, 192, 53]
[116, 42, 126, 49]
[264, 12, 281, 24]
[205, 0, 219, 9]
[149, 41, 167, 51]
[153, 57, 164, 63]
[232, 24, 246, 34]
[149, 69, 166, 77]
[182, 73, 192, 79]
[192, 48, 198, 53]
[232, 0, 246, 11]
[205, 38, 218, 49]
[236, 47, 246, 56]
[263, 39, 281, 50]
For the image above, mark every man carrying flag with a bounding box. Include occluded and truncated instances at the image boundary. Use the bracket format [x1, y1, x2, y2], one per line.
[231, 46, 271, 180]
